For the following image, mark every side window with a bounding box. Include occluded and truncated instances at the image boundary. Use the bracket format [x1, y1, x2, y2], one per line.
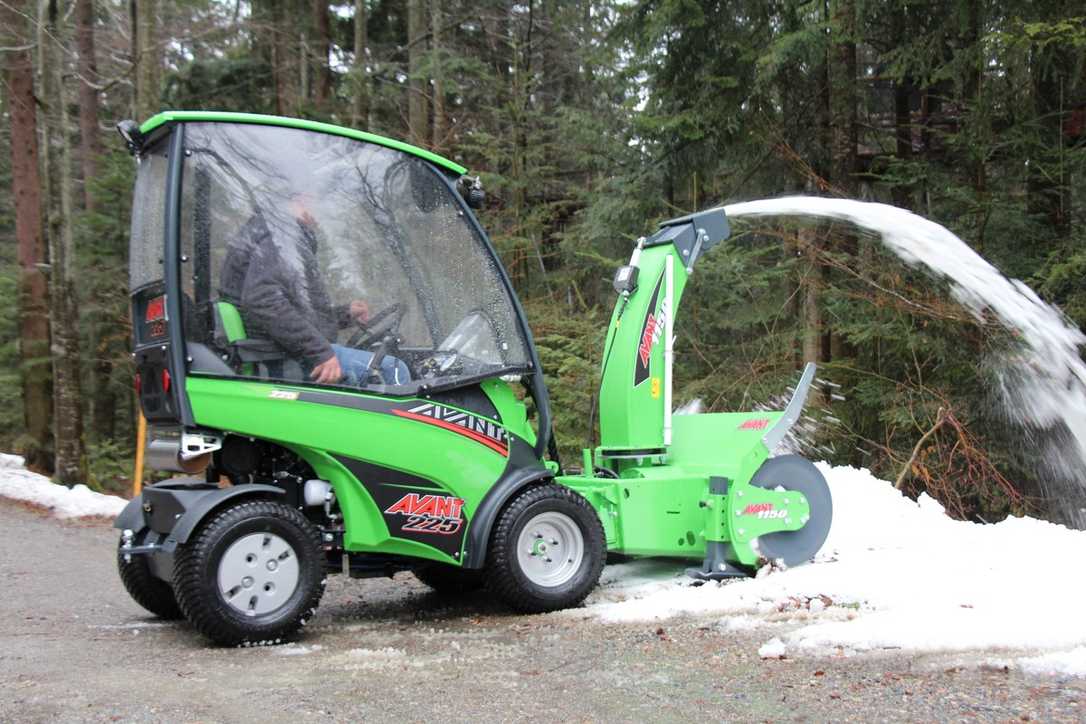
[129, 142, 169, 291]
[179, 121, 531, 394]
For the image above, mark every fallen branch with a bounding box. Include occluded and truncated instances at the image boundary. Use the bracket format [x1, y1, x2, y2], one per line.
[895, 407, 947, 490]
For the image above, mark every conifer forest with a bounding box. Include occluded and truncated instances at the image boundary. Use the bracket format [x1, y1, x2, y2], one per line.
[1, 0, 1084, 526]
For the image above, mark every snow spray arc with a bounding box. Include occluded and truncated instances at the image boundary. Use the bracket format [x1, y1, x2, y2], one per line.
[722, 196, 1086, 528]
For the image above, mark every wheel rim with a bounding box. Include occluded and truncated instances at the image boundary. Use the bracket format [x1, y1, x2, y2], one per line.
[515, 511, 585, 588]
[217, 532, 300, 617]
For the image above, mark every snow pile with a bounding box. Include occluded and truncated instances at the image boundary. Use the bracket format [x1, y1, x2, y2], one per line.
[1014, 647, 1086, 677]
[584, 462, 1086, 676]
[0, 453, 128, 518]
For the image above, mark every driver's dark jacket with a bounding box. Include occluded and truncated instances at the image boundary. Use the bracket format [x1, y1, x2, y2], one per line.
[220, 213, 348, 366]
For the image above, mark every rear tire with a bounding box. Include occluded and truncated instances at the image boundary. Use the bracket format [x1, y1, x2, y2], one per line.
[485, 484, 605, 613]
[172, 500, 325, 646]
[414, 563, 485, 594]
[117, 539, 183, 619]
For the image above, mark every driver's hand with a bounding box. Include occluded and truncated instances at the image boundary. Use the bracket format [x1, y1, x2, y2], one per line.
[349, 300, 370, 324]
[311, 356, 343, 384]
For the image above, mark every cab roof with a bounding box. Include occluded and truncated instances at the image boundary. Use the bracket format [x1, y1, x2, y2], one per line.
[139, 111, 468, 176]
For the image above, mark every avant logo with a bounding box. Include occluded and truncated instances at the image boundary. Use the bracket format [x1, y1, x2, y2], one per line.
[384, 493, 465, 535]
[738, 418, 770, 431]
[633, 274, 666, 387]
[637, 300, 670, 368]
[741, 502, 788, 519]
[392, 402, 509, 456]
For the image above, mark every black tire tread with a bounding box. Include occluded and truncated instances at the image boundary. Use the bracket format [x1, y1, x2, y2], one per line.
[486, 484, 605, 613]
[172, 500, 325, 646]
[117, 542, 183, 619]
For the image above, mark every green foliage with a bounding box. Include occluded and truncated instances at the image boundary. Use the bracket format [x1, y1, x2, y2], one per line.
[85, 438, 135, 495]
[1, 0, 1083, 526]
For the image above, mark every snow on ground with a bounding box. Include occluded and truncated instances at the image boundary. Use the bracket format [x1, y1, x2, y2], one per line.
[0, 453, 128, 518]
[581, 462, 1086, 677]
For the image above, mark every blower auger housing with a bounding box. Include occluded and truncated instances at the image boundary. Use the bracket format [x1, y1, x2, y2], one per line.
[114, 112, 831, 645]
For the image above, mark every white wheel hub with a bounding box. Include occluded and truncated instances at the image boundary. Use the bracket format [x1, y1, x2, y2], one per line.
[217, 532, 300, 616]
[515, 511, 585, 587]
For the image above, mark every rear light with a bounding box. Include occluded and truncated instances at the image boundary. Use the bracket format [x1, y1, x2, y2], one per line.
[145, 295, 166, 322]
[161, 368, 171, 394]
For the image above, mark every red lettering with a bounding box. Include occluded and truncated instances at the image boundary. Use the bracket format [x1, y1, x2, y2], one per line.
[412, 495, 437, 517]
[742, 503, 773, 515]
[639, 315, 657, 366]
[385, 493, 466, 521]
[385, 494, 419, 515]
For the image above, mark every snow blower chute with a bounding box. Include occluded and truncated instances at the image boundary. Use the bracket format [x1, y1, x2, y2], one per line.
[112, 112, 832, 645]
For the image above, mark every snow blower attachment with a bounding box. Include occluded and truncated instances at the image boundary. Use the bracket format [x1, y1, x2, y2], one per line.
[113, 112, 832, 645]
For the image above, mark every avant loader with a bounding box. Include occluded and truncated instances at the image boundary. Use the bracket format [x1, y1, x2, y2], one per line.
[113, 112, 831, 645]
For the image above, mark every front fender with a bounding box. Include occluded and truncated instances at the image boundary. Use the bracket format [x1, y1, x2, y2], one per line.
[462, 437, 551, 568]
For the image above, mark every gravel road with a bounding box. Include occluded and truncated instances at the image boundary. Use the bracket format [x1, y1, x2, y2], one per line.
[0, 500, 1082, 723]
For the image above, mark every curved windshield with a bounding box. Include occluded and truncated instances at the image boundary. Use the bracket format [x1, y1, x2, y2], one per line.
[179, 122, 530, 394]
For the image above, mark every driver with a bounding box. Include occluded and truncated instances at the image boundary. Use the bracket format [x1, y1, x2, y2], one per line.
[220, 191, 410, 386]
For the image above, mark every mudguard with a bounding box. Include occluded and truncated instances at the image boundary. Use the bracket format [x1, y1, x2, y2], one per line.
[112, 478, 284, 546]
[113, 496, 147, 533]
[167, 483, 285, 544]
[461, 438, 551, 568]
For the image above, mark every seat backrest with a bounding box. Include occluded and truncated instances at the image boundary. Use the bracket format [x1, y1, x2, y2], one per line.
[214, 300, 247, 344]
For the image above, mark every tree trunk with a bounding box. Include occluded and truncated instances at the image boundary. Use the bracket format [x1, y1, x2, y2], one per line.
[351, 0, 370, 128]
[1027, 38, 1071, 235]
[2, 0, 53, 471]
[40, 0, 87, 484]
[892, 75, 913, 207]
[74, 0, 101, 211]
[829, 0, 856, 195]
[407, 0, 428, 146]
[134, 0, 159, 118]
[431, 0, 445, 149]
[128, 0, 138, 115]
[312, 0, 331, 110]
[802, 230, 823, 365]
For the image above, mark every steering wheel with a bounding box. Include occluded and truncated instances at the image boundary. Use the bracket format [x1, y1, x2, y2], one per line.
[344, 303, 404, 384]
[344, 303, 403, 350]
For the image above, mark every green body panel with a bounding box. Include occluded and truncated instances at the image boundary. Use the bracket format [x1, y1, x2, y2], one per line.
[560, 409, 806, 564]
[185, 375, 520, 564]
[597, 245, 687, 451]
[139, 111, 468, 176]
[480, 377, 536, 447]
[214, 301, 246, 343]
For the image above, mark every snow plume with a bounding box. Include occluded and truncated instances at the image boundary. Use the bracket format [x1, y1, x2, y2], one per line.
[724, 197, 1086, 528]
[0, 453, 128, 518]
[581, 463, 1086, 677]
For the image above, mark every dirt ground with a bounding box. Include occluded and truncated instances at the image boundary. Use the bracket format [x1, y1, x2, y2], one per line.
[0, 501, 1082, 723]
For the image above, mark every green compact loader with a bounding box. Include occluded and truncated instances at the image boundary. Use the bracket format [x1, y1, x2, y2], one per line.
[113, 112, 832, 645]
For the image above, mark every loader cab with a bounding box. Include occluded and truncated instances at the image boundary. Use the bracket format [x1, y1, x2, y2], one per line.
[126, 113, 551, 456]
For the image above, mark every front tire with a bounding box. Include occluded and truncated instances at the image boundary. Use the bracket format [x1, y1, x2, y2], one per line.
[486, 485, 605, 613]
[117, 538, 183, 619]
[172, 500, 325, 646]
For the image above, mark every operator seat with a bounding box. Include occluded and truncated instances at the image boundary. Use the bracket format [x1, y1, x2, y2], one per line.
[212, 300, 303, 381]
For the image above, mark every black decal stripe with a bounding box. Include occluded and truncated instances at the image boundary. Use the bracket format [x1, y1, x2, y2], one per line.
[634, 273, 665, 387]
[333, 454, 464, 557]
[297, 389, 397, 414]
[299, 389, 515, 456]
